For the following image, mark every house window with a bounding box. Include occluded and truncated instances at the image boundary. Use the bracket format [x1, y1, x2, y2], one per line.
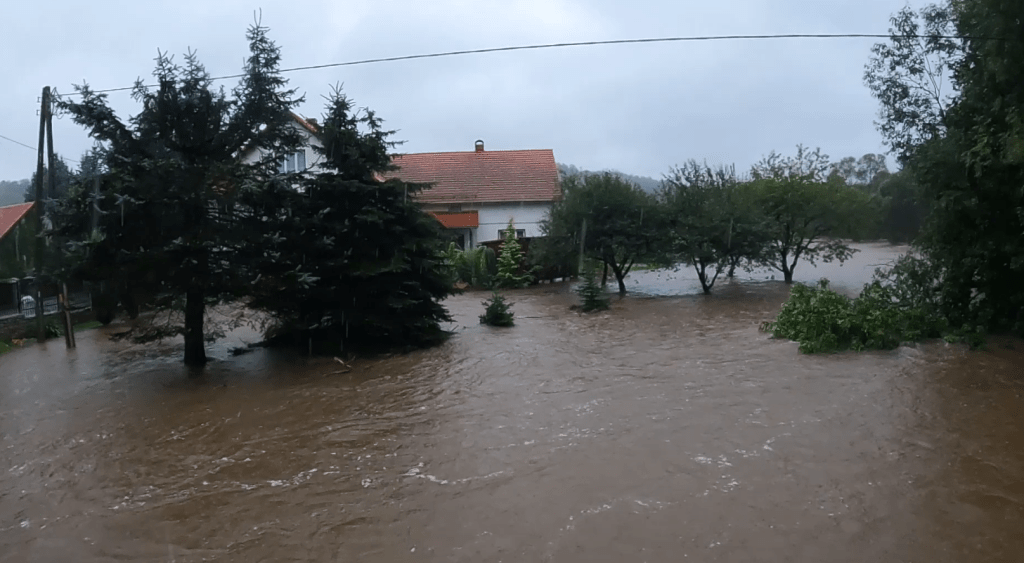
[278, 150, 307, 174]
[448, 204, 463, 212]
[499, 229, 525, 239]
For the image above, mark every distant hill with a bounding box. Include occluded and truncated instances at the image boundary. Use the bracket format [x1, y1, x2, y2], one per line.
[557, 163, 662, 193]
[0, 179, 29, 207]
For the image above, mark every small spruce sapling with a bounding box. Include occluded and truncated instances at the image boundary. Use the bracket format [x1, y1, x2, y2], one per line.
[575, 265, 610, 312]
[480, 291, 515, 327]
[495, 219, 534, 289]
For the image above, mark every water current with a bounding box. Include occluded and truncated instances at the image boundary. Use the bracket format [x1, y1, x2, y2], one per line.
[2, 243, 1023, 562]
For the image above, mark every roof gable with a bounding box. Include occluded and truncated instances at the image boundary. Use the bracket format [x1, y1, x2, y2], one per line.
[386, 148, 561, 204]
[0, 202, 34, 241]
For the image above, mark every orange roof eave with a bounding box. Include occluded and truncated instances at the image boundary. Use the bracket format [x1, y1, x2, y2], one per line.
[431, 210, 479, 228]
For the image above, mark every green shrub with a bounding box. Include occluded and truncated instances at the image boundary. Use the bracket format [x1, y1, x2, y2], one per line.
[768, 275, 950, 353]
[480, 291, 515, 327]
[575, 266, 610, 313]
[445, 243, 497, 288]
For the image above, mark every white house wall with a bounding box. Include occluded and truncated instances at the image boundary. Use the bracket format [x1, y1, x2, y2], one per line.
[475, 202, 551, 244]
[240, 124, 325, 173]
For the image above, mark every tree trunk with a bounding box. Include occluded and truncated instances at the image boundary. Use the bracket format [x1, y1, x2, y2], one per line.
[601, 262, 609, 286]
[610, 263, 627, 295]
[184, 287, 207, 369]
[727, 256, 739, 278]
[783, 265, 794, 283]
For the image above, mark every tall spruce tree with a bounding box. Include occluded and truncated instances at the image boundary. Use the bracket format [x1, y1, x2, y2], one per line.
[241, 87, 455, 354]
[56, 22, 304, 367]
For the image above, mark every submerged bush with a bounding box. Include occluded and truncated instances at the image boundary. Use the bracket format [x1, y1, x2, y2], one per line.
[575, 266, 610, 313]
[768, 271, 951, 353]
[480, 291, 515, 327]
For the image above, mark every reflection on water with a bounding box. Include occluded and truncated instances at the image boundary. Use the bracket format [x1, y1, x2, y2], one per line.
[1, 243, 1022, 562]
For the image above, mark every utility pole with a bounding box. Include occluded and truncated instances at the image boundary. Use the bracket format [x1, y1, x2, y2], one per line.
[46, 98, 75, 349]
[33, 87, 48, 340]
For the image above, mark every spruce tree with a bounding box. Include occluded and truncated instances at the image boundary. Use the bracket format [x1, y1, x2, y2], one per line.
[56, 22, 303, 367]
[242, 86, 455, 354]
[480, 291, 514, 327]
[575, 265, 610, 313]
[495, 219, 533, 289]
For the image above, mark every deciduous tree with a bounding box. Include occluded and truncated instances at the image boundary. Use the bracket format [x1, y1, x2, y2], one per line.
[749, 146, 868, 283]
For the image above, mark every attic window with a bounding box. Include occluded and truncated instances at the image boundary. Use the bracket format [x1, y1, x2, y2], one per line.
[278, 150, 306, 174]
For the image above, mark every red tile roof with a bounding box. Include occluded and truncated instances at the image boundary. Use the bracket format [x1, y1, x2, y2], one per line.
[431, 211, 479, 228]
[387, 148, 561, 204]
[0, 202, 34, 241]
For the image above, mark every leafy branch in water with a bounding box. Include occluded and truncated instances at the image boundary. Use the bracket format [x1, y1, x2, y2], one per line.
[767, 254, 965, 353]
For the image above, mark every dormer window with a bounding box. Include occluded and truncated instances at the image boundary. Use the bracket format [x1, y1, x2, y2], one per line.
[279, 150, 306, 174]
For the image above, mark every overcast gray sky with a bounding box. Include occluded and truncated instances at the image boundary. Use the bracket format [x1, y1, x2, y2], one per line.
[0, 0, 928, 183]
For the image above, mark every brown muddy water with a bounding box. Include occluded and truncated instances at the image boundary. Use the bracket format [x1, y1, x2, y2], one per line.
[2, 243, 1023, 562]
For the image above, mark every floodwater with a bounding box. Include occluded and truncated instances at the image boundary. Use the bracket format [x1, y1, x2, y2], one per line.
[2, 243, 1023, 562]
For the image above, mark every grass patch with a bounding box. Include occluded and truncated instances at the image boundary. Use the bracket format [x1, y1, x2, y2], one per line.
[74, 320, 103, 331]
[0, 341, 11, 356]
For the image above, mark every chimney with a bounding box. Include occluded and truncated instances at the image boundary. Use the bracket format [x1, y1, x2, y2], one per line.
[474, 139, 484, 152]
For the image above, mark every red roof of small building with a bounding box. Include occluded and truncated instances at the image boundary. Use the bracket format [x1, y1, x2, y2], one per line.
[387, 147, 561, 204]
[0, 202, 34, 241]
[431, 211, 479, 228]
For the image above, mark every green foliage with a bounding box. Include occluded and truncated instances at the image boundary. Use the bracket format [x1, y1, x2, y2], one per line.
[863, 0, 1024, 335]
[768, 255, 951, 353]
[537, 172, 658, 294]
[864, 3, 960, 163]
[444, 243, 496, 288]
[25, 157, 75, 203]
[495, 219, 534, 289]
[575, 266, 610, 313]
[54, 22, 304, 365]
[242, 88, 454, 354]
[480, 291, 514, 327]
[658, 161, 769, 294]
[748, 146, 868, 282]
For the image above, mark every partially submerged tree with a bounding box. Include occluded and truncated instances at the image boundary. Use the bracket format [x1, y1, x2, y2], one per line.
[538, 172, 658, 294]
[56, 22, 304, 367]
[242, 87, 455, 353]
[659, 161, 768, 294]
[748, 146, 869, 283]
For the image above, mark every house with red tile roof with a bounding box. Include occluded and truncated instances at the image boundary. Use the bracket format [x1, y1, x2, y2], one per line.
[243, 115, 561, 250]
[386, 140, 561, 249]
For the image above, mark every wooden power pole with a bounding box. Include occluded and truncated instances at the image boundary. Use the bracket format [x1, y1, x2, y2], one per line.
[46, 96, 75, 349]
[32, 85, 76, 348]
[33, 87, 48, 340]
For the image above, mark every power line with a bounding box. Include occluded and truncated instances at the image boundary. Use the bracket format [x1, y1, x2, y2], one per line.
[0, 133, 79, 164]
[0, 133, 37, 151]
[79, 33, 981, 95]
